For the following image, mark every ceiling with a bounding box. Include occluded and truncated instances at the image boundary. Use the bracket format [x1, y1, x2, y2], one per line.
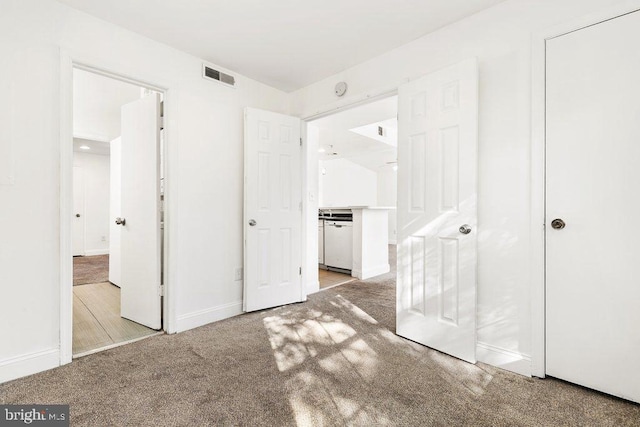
[74, 138, 110, 156]
[56, 0, 505, 92]
[311, 96, 397, 171]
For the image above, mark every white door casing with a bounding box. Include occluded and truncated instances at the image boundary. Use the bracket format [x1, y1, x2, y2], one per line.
[109, 137, 122, 287]
[119, 93, 162, 330]
[244, 107, 304, 312]
[396, 59, 479, 363]
[546, 10, 640, 403]
[72, 166, 85, 256]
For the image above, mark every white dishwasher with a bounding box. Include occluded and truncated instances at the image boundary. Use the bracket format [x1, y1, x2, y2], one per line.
[324, 220, 353, 271]
[318, 219, 325, 265]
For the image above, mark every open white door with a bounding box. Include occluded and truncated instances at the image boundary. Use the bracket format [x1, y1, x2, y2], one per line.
[244, 107, 304, 312]
[72, 166, 85, 256]
[108, 137, 122, 287]
[118, 94, 162, 330]
[396, 59, 478, 363]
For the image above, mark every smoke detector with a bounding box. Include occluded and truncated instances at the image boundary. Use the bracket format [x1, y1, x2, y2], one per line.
[335, 82, 348, 97]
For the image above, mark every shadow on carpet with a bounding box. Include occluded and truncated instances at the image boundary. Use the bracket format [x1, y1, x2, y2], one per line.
[2, 272, 639, 425]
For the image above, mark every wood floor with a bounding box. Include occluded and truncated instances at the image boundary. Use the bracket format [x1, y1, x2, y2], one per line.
[319, 268, 356, 289]
[73, 282, 157, 355]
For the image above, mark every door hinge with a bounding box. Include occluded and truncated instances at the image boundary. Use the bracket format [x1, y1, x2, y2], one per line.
[300, 137, 302, 146]
[159, 285, 164, 296]
[299, 267, 302, 275]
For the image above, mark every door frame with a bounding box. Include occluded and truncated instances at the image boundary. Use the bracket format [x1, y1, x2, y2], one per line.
[301, 89, 398, 296]
[59, 53, 174, 365]
[530, 0, 640, 378]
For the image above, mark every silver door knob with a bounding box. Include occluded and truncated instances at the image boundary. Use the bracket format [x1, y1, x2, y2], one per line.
[249, 219, 257, 226]
[459, 224, 472, 235]
[115, 217, 126, 226]
[551, 218, 565, 230]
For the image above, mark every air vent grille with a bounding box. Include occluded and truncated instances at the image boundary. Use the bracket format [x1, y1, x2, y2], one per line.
[202, 65, 236, 88]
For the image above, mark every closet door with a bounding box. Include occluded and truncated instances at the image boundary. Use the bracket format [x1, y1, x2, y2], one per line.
[546, 10, 640, 403]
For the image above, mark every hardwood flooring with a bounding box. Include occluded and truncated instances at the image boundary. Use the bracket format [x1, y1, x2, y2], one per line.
[73, 282, 157, 356]
[318, 268, 356, 289]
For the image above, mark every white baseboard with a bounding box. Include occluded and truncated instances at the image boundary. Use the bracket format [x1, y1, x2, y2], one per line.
[477, 341, 531, 377]
[84, 249, 109, 256]
[176, 301, 243, 333]
[353, 263, 390, 280]
[0, 348, 60, 384]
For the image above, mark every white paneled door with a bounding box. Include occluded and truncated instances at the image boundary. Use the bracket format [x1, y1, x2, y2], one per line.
[119, 94, 162, 330]
[244, 108, 304, 312]
[546, 10, 640, 403]
[396, 59, 478, 363]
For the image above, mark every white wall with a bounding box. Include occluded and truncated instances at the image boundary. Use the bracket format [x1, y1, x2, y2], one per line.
[73, 151, 110, 255]
[320, 158, 377, 207]
[0, 0, 288, 383]
[291, 0, 625, 374]
[73, 68, 141, 141]
[377, 170, 397, 244]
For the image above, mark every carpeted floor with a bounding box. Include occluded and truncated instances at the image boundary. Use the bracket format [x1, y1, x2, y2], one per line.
[2, 247, 639, 425]
[73, 255, 109, 286]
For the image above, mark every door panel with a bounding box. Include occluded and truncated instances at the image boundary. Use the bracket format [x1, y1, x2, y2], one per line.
[244, 108, 303, 312]
[72, 166, 85, 256]
[397, 59, 478, 363]
[119, 94, 161, 330]
[546, 11, 640, 403]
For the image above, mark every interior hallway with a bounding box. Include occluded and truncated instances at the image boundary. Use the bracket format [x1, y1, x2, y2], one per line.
[2, 247, 638, 425]
[72, 255, 157, 355]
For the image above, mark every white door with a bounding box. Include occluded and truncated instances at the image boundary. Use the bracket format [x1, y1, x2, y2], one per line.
[72, 166, 85, 256]
[244, 107, 303, 312]
[396, 59, 478, 363]
[108, 137, 122, 287]
[546, 11, 640, 403]
[119, 94, 161, 329]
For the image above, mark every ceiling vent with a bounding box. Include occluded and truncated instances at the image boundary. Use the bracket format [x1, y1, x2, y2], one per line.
[202, 65, 236, 88]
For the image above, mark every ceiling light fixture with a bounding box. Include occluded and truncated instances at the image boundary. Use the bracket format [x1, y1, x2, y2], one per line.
[79, 145, 90, 150]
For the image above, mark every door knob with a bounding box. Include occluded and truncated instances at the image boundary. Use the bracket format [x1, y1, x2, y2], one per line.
[75, 213, 81, 218]
[459, 224, 472, 235]
[551, 218, 565, 230]
[249, 219, 257, 226]
[115, 217, 126, 226]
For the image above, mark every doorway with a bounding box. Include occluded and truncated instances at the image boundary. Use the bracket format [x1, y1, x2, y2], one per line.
[308, 96, 398, 291]
[544, 9, 640, 403]
[70, 67, 164, 357]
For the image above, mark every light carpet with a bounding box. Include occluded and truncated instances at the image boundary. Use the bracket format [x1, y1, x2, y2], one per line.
[2, 248, 638, 425]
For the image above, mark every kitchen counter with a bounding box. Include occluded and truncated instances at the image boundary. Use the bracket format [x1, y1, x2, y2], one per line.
[320, 206, 395, 210]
